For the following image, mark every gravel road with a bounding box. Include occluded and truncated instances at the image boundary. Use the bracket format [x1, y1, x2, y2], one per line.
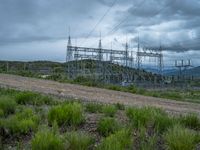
[0, 73, 200, 115]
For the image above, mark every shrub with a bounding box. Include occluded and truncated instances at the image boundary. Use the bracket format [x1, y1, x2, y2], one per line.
[126, 107, 152, 128]
[1, 108, 39, 135]
[48, 102, 85, 127]
[102, 105, 117, 117]
[85, 103, 103, 113]
[32, 129, 64, 150]
[126, 106, 174, 132]
[2, 109, 38, 135]
[179, 113, 200, 130]
[153, 112, 175, 133]
[164, 125, 198, 150]
[97, 117, 120, 137]
[97, 129, 132, 150]
[114, 103, 125, 110]
[65, 131, 94, 150]
[0, 96, 17, 116]
[15, 91, 53, 105]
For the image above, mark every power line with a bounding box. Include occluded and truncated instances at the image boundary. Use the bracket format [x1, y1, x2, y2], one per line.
[80, 0, 118, 47]
[103, 0, 147, 37]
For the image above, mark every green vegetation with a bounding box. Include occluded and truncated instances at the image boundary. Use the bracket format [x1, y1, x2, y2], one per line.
[15, 91, 54, 105]
[85, 103, 103, 113]
[65, 131, 94, 150]
[179, 113, 200, 130]
[97, 129, 132, 150]
[97, 117, 120, 137]
[126, 107, 175, 132]
[0, 108, 39, 135]
[31, 129, 64, 150]
[48, 102, 85, 127]
[0, 96, 16, 116]
[164, 125, 199, 150]
[0, 87, 200, 149]
[102, 105, 117, 117]
[137, 127, 158, 150]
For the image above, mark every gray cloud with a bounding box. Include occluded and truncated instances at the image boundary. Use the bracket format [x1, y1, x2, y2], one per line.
[0, 0, 199, 65]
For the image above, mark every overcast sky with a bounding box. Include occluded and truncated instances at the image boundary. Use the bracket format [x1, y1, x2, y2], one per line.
[0, 0, 200, 68]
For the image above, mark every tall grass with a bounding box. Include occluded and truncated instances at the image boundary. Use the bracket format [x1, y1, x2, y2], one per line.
[31, 128, 64, 150]
[164, 125, 199, 150]
[126, 107, 175, 132]
[65, 131, 94, 150]
[97, 117, 120, 137]
[102, 105, 117, 117]
[48, 102, 85, 127]
[85, 103, 103, 113]
[137, 127, 158, 150]
[15, 91, 54, 105]
[1, 108, 39, 135]
[0, 95, 17, 116]
[178, 113, 200, 130]
[97, 129, 132, 150]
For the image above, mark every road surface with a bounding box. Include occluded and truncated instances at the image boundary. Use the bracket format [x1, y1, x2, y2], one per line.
[0, 73, 200, 115]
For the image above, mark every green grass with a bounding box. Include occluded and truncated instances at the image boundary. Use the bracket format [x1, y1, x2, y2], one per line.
[178, 113, 200, 130]
[97, 117, 120, 137]
[126, 106, 175, 132]
[97, 129, 132, 150]
[0, 95, 17, 116]
[0, 108, 39, 135]
[65, 131, 94, 150]
[31, 129, 64, 150]
[85, 103, 103, 113]
[48, 102, 85, 127]
[15, 91, 54, 105]
[102, 105, 117, 117]
[164, 125, 199, 150]
[138, 127, 158, 150]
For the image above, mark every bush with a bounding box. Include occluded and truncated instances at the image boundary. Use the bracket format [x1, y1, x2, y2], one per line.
[97, 117, 120, 137]
[179, 113, 200, 130]
[32, 129, 64, 150]
[102, 105, 117, 117]
[15, 91, 53, 105]
[164, 125, 198, 150]
[0, 96, 17, 116]
[48, 102, 85, 127]
[126, 106, 174, 132]
[1, 108, 39, 135]
[65, 131, 94, 150]
[126, 107, 153, 128]
[97, 129, 132, 150]
[85, 103, 103, 113]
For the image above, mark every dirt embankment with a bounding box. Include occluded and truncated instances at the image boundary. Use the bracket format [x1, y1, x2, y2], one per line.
[0, 73, 200, 115]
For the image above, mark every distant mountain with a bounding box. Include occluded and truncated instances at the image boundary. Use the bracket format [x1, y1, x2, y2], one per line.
[164, 66, 200, 77]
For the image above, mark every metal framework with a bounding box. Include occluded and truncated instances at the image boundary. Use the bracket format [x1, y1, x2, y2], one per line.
[136, 46, 164, 74]
[66, 35, 164, 85]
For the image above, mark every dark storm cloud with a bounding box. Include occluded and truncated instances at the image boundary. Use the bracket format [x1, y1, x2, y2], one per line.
[112, 0, 200, 52]
[0, 0, 106, 45]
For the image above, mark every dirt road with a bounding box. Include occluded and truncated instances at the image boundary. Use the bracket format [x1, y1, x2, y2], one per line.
[0, 73, 200, 115]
